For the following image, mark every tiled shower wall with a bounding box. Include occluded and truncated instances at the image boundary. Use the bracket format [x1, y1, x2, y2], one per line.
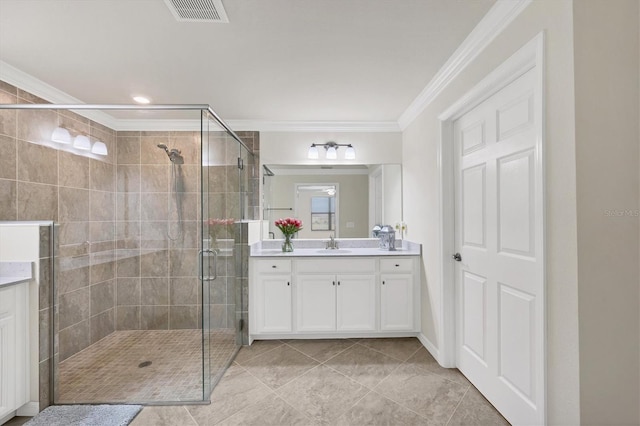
[0, 80, 118, 364]
[114, 130, 203, 330]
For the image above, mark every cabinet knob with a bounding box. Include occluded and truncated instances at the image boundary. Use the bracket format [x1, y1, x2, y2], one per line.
[287, 282, 290, 286]
[332, 281, 335, 286]
[272, 265, 277, 268]
[338, 281, 341, 286]
[383, 281, 386, 285]
[395, 264, 400, 267]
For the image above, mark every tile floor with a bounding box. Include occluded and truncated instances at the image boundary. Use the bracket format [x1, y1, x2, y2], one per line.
[131, 338, 509, 425]
[58, 329, 237, 403]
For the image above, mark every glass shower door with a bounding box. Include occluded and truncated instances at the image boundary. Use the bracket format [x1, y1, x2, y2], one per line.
[201, 112, 244, 397]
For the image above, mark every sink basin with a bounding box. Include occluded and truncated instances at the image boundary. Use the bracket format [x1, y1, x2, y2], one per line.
[315, 249, 352, 254]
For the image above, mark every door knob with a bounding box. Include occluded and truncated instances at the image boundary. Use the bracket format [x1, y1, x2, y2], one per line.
[452, 253, 462, 262]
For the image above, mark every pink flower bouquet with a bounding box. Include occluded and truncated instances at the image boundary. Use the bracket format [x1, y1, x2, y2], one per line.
[274, 217, 303, 237]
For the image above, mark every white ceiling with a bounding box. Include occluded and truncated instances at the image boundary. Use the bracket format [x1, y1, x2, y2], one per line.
[0, 0, 494, 123]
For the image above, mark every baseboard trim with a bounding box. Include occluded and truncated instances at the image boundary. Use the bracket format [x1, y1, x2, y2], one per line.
[17, 401, 39, 416]
[417, 333, 440, 361]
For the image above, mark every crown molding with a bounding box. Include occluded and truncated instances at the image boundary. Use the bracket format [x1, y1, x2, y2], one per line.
[226, 120, 401, 133]
[0, 60, 119, 129]
[397, 0, 533, 130]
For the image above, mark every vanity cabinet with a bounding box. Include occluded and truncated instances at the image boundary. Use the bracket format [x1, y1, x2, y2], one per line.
[253, 260, 292, 333]
[0, 282, 29, 420]
[296, 274, 376, 332]
[250, 255, 419, 340]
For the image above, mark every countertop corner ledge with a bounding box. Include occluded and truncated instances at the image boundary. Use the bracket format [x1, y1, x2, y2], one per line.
[0, 261, 33, 288]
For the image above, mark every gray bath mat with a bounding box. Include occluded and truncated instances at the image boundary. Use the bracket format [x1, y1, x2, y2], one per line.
[25, 404, 142, 426]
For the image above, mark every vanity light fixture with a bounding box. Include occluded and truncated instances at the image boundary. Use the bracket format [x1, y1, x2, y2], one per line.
[51, 127, 71, 144]
[307, 141, 356, 160]
[307, 145, 319, 159]
[73, 134, 91, 150]
[91, 141, 108, 156]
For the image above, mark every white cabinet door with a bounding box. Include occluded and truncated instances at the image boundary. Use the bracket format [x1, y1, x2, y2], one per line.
[0, 284, 28, 419]
[256, 275, 292, 333]
[380, 274, 414, 331]
[336, 274, 376, 331]
[296, 274, 336, 332]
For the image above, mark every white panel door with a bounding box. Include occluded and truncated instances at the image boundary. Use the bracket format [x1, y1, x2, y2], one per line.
[380, 274, 414, 331]
[296, 274, 336, 332]
[336, 274, 376, 331]
[454, 69, 544, 425]
[257, 275, 292, 333]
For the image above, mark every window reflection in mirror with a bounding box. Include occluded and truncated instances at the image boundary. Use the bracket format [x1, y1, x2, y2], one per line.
[263, 164, 402, 240]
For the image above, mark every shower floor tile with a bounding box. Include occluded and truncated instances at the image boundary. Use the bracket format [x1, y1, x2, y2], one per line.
[57, 329, 237, 404]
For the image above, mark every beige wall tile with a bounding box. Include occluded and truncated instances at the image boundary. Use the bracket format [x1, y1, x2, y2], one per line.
[59, 187, 90, 222]
[16, 108, 57, 144]
[0, 135, 16, 179]
[116, 306, 140, 330]
[90, 308, 115, 344]
[140, 136, 170, 164]
[116, 135, 140, 164]
[59, 287, 91, 329]
[117, 278, 141, 306]
[90, 159, 115, 192]
[17, 139, 58, 185]
[90, 190, 115, 221]
[0, 179, 16, 220]
[141, 277, 169, 305]
[58, 320, 90, 361]
[90, 280, 115, 316]
[59, 151, 89, 189]
[140, 305, 169, 330]
[140, 164, 169, 193]
[17, 181, 58, 221]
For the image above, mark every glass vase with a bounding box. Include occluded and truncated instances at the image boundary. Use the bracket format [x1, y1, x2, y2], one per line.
[282, 234, 294, 252]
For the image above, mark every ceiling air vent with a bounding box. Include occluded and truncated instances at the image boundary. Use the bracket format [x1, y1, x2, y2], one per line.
[163, 0, 229, 23]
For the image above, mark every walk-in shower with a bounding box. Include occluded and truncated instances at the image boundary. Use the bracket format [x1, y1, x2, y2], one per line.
[0, 99, 257, 407]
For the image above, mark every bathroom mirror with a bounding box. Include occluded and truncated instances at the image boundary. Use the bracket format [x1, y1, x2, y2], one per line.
[263, 164, 402, 239]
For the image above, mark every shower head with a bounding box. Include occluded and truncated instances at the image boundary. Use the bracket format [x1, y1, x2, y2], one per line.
[157, 144, 169, 154]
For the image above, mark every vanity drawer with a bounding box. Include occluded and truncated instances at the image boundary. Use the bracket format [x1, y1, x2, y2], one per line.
[256, 259, 292, 273]
[296, 258, 375, 274]
[380, 258, 414, 273]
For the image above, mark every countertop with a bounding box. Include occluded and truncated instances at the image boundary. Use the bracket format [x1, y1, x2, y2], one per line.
[0, 262, 33, 288]
[250, 239, 421, 257]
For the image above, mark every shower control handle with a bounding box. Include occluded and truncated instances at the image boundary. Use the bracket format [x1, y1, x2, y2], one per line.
[198, 249, 218, 281]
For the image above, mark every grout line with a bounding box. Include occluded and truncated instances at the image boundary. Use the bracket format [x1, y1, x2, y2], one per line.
[445, 385, 470, 425]
[369, 386, 429, 421]
[182, 405, 199, 426]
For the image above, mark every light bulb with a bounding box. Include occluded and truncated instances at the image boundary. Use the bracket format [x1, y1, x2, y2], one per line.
[91, 141, 108, 155]
[73, 135, 91, 150]
[51, 127, 71, 144]
[344, 145, 356, 160]
[307, 145, 319, 159]
[326, 146, 337, 160]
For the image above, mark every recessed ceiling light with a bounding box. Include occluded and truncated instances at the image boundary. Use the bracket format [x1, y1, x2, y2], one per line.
[133, 95, 151, 104]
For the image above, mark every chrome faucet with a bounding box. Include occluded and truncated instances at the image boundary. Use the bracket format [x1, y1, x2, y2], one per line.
[325, 234, 339, 250]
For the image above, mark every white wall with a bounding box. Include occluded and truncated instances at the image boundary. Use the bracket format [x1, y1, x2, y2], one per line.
[402, 1, 580, 424]
[573, 1, 640, 424]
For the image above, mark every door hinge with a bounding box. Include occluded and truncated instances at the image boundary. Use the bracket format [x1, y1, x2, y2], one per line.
[239, 318, 245, 331]
[237, 157, 244, 170]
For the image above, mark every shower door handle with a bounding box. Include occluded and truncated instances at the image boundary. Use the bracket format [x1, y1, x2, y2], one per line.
[198, 249, 218, 281]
